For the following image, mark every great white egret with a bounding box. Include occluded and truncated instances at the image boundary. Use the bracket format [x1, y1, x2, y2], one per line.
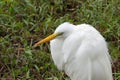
[33, 22, 113, 80]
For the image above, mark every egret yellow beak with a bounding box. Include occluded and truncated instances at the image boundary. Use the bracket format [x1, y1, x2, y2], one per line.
[33, 33, 61, 48]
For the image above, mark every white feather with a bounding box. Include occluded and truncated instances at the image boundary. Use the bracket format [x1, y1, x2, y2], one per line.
[50, 22, 113, 80]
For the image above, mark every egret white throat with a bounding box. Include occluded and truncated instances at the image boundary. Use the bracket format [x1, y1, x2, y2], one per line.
[33, 22, 113, 80]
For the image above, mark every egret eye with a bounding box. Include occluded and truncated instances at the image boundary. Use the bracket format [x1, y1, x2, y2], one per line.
[57, 32, 64, 36]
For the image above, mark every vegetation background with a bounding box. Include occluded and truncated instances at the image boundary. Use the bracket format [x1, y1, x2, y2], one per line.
[0, 0, 120, 80]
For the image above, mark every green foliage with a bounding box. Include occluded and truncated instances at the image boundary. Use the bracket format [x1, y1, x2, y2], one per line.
[0, 0, 119, 79]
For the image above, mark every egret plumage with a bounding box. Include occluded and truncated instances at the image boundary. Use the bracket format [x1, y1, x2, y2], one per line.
[33, 22, 113, 80]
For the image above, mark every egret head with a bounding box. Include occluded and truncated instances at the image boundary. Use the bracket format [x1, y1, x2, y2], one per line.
[33, 22, 74, 48]
[54, 22, 75, 38]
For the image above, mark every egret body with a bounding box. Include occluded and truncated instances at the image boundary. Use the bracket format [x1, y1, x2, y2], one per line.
[33, 22, 113, 80]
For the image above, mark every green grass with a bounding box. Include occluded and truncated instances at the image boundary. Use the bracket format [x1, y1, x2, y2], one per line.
[0, 0, 120, 80]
